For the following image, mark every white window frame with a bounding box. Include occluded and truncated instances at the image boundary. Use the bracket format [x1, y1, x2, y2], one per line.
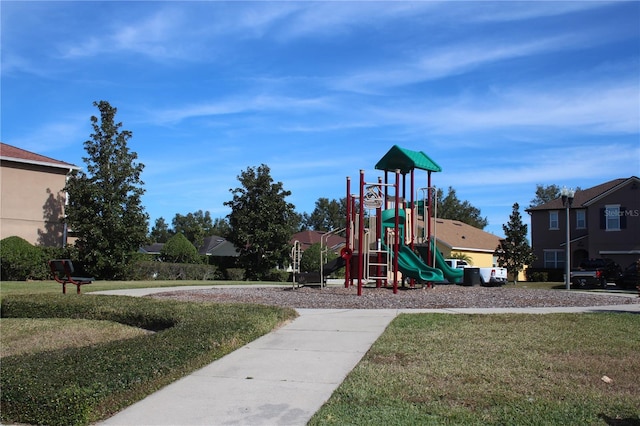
[549, 210, 559, 230]
[543, 249, 565, 268]
[576, 209, 586, 229]
[605, 204, 620, 231]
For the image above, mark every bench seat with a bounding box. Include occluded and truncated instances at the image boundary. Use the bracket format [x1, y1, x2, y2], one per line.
[49, 259, 94, 294]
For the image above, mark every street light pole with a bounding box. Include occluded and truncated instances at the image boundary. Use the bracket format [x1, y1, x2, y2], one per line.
[561, 186, 575, 290]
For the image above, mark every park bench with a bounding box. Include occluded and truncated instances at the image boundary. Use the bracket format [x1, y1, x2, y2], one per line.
[49, 259, 94, 294]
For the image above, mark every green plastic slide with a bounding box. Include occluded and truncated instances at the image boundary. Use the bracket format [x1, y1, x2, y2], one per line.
[416, 239, 464, 283]
[393, 243, 445, 282]
[432, 242, 464, 283]
[380, 208, 444, 282]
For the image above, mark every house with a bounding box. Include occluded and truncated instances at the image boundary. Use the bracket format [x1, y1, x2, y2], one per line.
[198, 235, 240, 257]
[0, 143, 79, 247]
[417, 217, 503, 268]
[289, 230, 346, 254]
[139, 235, 239, 258]
[526, 177, 640, 272]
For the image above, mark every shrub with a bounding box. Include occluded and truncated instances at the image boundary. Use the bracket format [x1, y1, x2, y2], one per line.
[0, 236, 48, 281]
[160, 234, 202, 264]
[300, 243, 322, 273]
[525, 268, 558, 282]
[263, 269, 290, 282]
[226, 268, 245, 281]
[0, 294, 297, 426]
[133, 261, 219, 280]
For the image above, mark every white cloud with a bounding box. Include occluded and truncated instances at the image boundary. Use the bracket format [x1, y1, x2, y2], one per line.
[368, 78, 639, 136]
[443, 143, 640, 189]
[146, 94, 333, 125]
[9, 120, 87, 158]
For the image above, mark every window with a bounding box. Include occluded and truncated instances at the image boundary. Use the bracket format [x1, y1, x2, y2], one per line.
[605, 205, 620, 231]
[576, 209, 586, 229]
[549, 211, 559, 230]
[544, 250, 565, 268]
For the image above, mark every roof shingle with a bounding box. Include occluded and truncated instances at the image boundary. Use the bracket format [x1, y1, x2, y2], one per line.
[526, 177, 639, 211]
[0, 142, 79, 170]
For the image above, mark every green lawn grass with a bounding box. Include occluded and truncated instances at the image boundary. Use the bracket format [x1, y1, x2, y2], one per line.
[309, 313, 640, 425]
[0, 294, 296, 426]
[1, 317, 152, 358]
[3, 280, 638, 425]
[0, 279, 287, 297]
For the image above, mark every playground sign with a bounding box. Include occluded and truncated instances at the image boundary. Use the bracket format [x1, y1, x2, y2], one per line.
[363, 185, 383, 209]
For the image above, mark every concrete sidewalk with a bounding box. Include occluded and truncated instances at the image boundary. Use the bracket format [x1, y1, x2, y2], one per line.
[96, 288, 639, 425]
[100, 308, 397, 426]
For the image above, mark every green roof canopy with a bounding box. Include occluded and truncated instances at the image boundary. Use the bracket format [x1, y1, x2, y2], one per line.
[374, 145, 442, 174]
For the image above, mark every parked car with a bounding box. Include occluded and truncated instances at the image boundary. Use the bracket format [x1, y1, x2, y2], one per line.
[570, 258, 622, 289]
[616, 261, 639, 289]
[444, 259, 508, 286]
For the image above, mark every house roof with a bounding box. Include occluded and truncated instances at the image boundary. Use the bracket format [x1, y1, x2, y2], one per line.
[526, 176, 640, 212]
[139, 243, 164, 254]
[0, 142, 79, 171]
[375, 145, 442, 174]
[139, 235, 240, 257]
[290, 230, 346, 251]
[419, 217, 502, 253]
[199, 235, 239, 257]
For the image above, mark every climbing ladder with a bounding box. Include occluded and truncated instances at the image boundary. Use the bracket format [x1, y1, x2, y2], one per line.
[290, 240, 301, 288]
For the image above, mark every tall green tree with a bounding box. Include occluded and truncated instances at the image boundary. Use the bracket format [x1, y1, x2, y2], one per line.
[150, 217, 171, 243]
[529, 184, 561, 208]
[224, 164, 297, 280]
[303, 197, 346, 232]
[434, 187, 488, 229]
[65, 101, 148, 279]
[172, 210, 214, 248]
[160, 233, 202, 264]
[494, 203, 535, 284]
[211, 217, 232, 238]
[529, 184, 581, 208]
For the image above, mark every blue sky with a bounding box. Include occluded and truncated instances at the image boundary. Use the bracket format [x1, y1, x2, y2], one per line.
[2, 1, 639, 237]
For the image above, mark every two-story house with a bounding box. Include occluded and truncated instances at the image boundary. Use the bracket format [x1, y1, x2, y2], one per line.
[0, 143, 79, 247]
[527, 177, 640, 274]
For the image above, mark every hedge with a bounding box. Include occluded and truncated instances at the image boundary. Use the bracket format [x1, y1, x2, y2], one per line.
[131, 261, 221, 280]
[1, 294, 296, 426]
[0, 236, 48, 281]
[525, 267, 563, 282]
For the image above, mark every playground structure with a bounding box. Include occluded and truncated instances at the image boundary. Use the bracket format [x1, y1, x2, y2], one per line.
[291, 145, 465, 294]
[344, 145, 452, 295]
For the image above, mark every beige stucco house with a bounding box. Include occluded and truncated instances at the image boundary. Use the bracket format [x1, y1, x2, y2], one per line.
[0, 143, 79, 247]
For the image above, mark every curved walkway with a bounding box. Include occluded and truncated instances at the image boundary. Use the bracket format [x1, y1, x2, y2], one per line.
[96, 288, 639, 426]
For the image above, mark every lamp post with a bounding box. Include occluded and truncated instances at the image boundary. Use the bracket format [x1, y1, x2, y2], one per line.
[561, 186, 575, 290]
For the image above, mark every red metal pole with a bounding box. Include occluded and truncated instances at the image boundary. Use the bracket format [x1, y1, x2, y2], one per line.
[345, 177, 351, 288]
[410, 169, 415, 288]
[427, 171, 432, 266]
[393, 169, 400, 294]
[376, 176, 383, 288]
[410, 169, 415, 250]
[358, 170, 365, 296]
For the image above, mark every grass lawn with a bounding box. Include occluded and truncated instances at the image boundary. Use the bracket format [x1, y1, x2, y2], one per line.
[3, 280, 638, 425]
[1, 317, 152, 358]
[0, 293, 297, 426]
[309, 313, 640, 425]
[0, 279, 287, 297]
